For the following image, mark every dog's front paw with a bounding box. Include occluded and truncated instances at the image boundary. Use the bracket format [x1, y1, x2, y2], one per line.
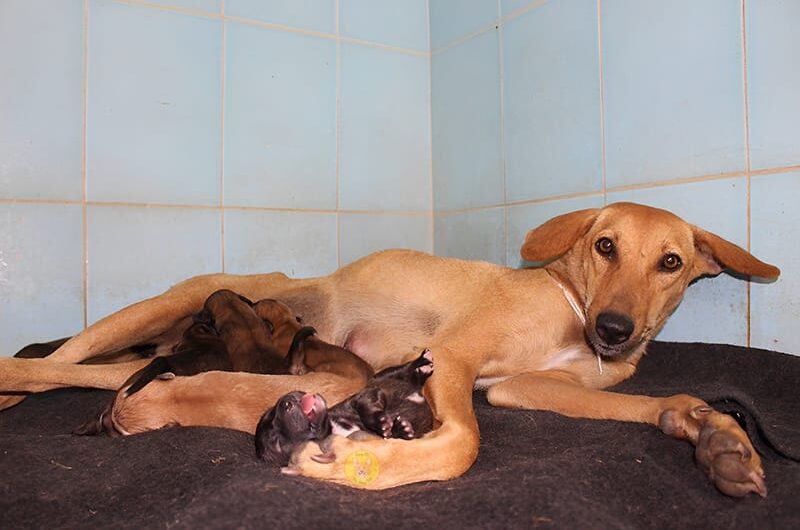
[660, 402, 766, 498]
[283, 436, 384, 488]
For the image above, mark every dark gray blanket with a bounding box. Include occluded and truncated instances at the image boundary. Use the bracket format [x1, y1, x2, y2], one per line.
[1, 342, 798, 529]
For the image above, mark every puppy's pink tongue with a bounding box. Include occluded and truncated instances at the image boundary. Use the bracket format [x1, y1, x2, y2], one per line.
[301, 393, 316, 416]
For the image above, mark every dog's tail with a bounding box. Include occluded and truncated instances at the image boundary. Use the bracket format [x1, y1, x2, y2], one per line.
[123, 357, 172, 397]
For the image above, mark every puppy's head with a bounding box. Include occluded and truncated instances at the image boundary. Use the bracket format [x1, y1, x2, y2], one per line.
[253, 299, 304, 349]
[521, 202, 780, 359]
[254, 391, 330, 466]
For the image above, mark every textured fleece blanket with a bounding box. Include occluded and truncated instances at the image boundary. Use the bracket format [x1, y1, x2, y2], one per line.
[0, 341, 798, 529]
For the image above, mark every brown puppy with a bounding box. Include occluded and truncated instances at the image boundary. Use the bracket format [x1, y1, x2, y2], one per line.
[0, 203, 780, 496]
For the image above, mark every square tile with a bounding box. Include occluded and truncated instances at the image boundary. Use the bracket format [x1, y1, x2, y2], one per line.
[225, 209, 337, 278]
[0, 204, 84, 355]
[339, 45, 430, 212]
[432, 30, 503, 211]
[603, 0, 745, 186]
[746, 1, 800, 169]
[0, 0, 83, 200]
[341, 0, 428, 51]
[503, 0, 602, 202]
[434, 208, 505, 265]
[751, 172, 800, 355]
[225, 0, 335, 34]
[339, 213, 432, 265]
[87, 1, 221, 205]
[149, 0, 221, 12]
[224, 23, 336, 209]
[87, 206, 221, 324]
[430, 0, 497, 50]
[608, 178, 749, 345]
[506, 195, 604, 268]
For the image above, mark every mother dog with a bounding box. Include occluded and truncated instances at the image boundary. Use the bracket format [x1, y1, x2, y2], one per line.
[0, 203, 779, 496]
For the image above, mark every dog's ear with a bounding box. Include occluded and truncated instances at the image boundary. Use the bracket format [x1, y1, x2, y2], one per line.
[521, 208, 600, 262]
[691, 226, 780, 281]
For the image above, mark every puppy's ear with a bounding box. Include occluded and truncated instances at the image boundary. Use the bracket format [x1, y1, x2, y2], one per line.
[254, 407, 280, 461]
[193, 308, 215, 327]
[521, 208, 600, 263]
[691, 226, 780, 281]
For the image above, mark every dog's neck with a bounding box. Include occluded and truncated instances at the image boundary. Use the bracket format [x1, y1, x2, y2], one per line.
[545, 269, 604, 375]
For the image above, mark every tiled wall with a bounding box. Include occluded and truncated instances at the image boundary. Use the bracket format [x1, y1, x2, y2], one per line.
[431, 0, 800, 354]
[0, 0, 431, 354]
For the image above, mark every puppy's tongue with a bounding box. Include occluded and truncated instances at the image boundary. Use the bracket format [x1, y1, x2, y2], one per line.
[301, 393, 317, 417]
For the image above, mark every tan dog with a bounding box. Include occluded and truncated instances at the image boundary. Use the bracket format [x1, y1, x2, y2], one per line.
[0, 203, 779, 497]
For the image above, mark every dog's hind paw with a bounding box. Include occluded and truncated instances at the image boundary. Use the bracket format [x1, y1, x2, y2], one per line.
[659, 401, 767, 498]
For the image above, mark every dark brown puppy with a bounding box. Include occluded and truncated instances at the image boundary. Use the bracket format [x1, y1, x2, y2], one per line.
[253, 298, 373, 385]
[255, 349, 433, 466]
[123, 289, 304, 397]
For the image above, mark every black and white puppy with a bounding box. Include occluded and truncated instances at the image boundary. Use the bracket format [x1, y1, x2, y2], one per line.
[255, 349, 434, 466]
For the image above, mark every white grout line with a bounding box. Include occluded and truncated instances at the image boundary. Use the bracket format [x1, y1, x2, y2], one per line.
[497, 0, 508, 266]
[335, 0, 342, 268]
[597, 0, 608, 207]
[427, 0, 435, 255]
[81, 0, 90, 330]
[741, 0, 752, 347]
[219, 0, 226, 274]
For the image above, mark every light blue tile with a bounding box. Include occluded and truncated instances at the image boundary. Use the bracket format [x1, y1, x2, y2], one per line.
[0, 204, 84, 355]
[224, 23, 336, 209]
[339, 45, 430, 211]
[0, 0, 83, 200]
[225, 209, 337, 278]
[503, 0, 602, 202]
[751, 172, 800, 355]
[226, 0, 335, 34]
[87, 1, 221, 205]
[747, 1, 800, 169]
[148, 0, 220, 12]
[506, 195, 604, 268]
[608, 178, 749, 346]
[603, 0, 745, 187]
[433, 30, 503, 211]
[341, 0, 428, 51]
[430, 0, 497, 50]
[339, 213, 432, 265]
[434, 208, 505, 265]
[87, 206, 221, 324]
[501, 0, 535, 16]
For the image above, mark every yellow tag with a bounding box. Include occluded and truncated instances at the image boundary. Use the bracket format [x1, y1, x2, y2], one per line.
[344, 450, 379, 487]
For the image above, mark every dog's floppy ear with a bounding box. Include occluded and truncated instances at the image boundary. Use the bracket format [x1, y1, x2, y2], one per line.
[692, 226, 780, 281]
[521, 208, 600, 262]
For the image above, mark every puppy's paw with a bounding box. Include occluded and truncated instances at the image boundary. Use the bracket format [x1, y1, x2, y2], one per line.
[378, 413, 394, 438]
[414, 349, 433, 376]
[392, 416, 415, 440]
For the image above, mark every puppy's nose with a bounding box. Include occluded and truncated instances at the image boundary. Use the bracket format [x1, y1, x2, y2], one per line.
[595, 312, 634, 345]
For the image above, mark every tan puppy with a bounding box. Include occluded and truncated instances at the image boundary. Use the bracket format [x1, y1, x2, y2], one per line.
[0, 203, 779, 497]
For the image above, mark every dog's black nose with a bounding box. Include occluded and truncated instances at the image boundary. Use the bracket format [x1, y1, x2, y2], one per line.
[595, 312, 634, 345]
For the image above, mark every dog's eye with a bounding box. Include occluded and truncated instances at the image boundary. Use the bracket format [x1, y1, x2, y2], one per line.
[595, 237, 614, 256]
[282, 401, 293, 411]
[661, 254, 682, 271]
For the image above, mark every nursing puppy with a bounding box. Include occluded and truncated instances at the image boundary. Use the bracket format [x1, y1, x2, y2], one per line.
[255, 349, 433, 466]
[123, 289, 305, 397]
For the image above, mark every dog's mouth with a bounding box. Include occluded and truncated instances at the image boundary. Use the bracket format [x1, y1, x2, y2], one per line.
[300, 393, 326, 423]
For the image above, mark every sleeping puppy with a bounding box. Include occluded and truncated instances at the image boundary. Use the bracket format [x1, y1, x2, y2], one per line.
[255, 349, 433, 466]
[123, 289, 304, 397]
[253, 298, 374, 385]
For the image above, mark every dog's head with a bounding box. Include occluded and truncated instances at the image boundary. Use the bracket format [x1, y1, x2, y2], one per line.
[521, 202, 780, 359]
[254, 391, 330, 466]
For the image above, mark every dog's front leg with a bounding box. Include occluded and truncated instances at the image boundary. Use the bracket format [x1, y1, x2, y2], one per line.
[285, 350, 481, 489]
[487, 371, 767, 498]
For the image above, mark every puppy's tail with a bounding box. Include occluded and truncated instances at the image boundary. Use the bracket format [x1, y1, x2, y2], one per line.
[123, 357, 171, 397]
